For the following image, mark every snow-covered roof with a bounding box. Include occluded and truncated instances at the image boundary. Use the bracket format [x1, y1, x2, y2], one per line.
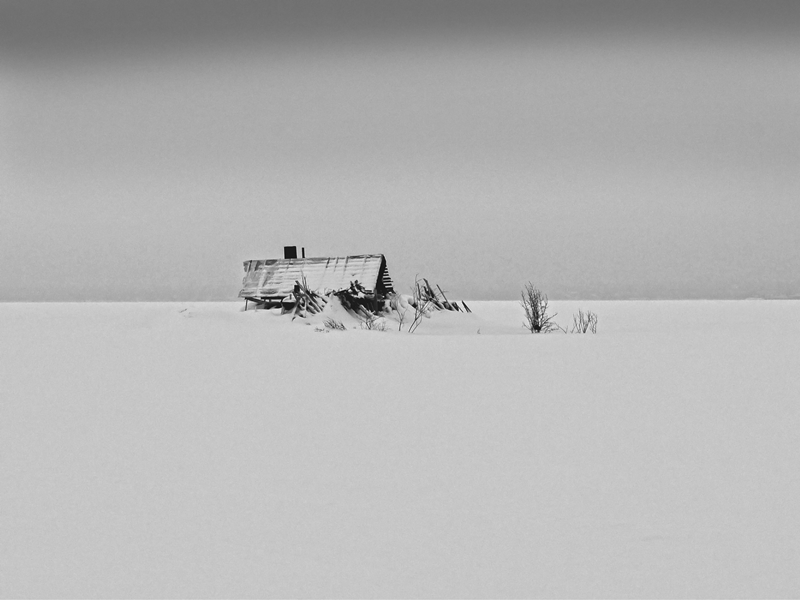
[239, 254, 393, 299]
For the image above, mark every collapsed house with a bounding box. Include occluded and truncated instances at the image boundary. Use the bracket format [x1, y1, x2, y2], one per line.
[239, 247, 394, 313]
[239, 246, 470, 324]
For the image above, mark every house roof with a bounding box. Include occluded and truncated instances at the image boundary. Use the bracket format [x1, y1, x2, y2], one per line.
[239, 254, 392, 299]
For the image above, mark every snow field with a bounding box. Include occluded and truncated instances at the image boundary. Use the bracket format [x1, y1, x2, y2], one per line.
[1, 301, 798, 597]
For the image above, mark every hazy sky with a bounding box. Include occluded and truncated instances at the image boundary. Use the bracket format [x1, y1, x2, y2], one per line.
[2, 0, 799, 300]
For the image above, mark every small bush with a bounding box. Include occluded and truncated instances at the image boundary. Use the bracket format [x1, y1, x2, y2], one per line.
[571, 310, 598, 334]
[521, 282, 559, 333]
[408, 278, 434, 334]
[387, 293, 408, 331]
[323, 318, 346, 331]
[359, 314, 387, 331]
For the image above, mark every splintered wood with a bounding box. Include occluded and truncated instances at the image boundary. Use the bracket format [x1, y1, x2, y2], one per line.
[334, 281, 383, 320]
[289, 277, 328, 319]
[412, 278, 471, 313]
[286, 276, 470, 322]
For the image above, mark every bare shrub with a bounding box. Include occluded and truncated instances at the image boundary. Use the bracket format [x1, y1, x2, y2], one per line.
[323, 317, 346, 331]
[359, 313, 387, 331]
[408, 277, 434, 334]
[521, 282, 559, 333]
[571, 310, 598, 334]
[395, 309, 406, 331]
[387, 293, 407, 331]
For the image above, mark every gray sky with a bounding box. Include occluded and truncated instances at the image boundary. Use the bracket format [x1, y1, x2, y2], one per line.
[2, 0, 799, 300]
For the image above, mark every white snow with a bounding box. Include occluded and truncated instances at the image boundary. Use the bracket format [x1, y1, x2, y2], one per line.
[1, 300, 798, 597]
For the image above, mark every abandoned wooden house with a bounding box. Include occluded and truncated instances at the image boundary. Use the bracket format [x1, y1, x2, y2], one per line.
[239, 247, 395, 312]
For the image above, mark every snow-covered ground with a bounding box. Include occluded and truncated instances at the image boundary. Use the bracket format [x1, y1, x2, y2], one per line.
[1, 300, 798, 598]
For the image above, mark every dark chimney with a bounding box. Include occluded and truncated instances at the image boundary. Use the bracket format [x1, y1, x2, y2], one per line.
[302, 247, 305, 258]
[283, 246, 297, 259]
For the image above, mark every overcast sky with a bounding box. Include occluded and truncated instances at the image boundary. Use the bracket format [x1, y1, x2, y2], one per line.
[2, 0, 799, 300]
